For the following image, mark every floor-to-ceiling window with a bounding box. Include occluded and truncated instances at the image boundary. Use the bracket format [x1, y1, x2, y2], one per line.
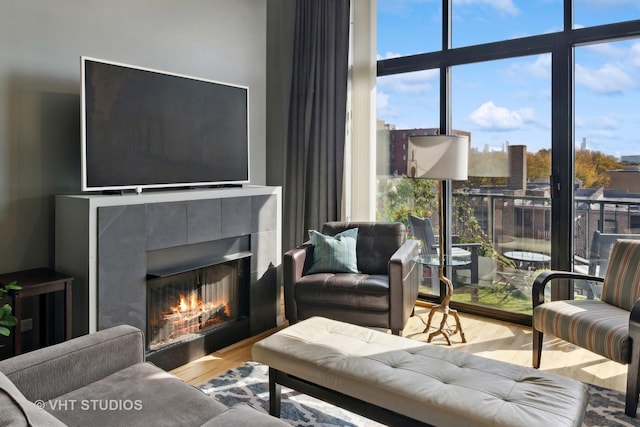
[376, 0, 640, 324]
[572, 37, 640, 300]
[449, 55, 551, 315]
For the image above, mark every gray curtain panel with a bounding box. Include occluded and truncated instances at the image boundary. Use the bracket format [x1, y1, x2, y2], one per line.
[283, 0, 350, 250]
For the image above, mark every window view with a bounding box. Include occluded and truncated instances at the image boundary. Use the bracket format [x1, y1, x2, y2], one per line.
[377, 1, 640, 321]
[377, 0, 440, 56]
[573, 38, 640, 300]
[376, 71, 441, 294]
[574, 0, 640, 29]
[449, 56, 551, 315]
[452, 1, 561, 48]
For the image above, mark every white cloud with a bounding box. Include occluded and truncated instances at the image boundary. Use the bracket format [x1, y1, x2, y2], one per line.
[469, 101, 536, 131]
[575, 114, 622, 138]
[528, 55, 551, 79]
[378, 69, 438, 94]
[584, 42, 627, 59]
[508, 54, 551, 81]
[453, 0, 519, 15]
[598, 115, 621, 130]
[377, 51, 403, 60]
[376, 90, 398, 120]
[575, 63, 635, 94]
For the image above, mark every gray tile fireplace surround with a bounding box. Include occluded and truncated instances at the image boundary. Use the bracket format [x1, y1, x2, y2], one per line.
[55, 186, 282, 345]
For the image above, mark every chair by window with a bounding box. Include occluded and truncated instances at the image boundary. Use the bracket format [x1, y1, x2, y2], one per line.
[574, 230, 640, 299]
[407, 214, 479, 286]
[283, 221, 420, 335]
[532, 239, 640, 417]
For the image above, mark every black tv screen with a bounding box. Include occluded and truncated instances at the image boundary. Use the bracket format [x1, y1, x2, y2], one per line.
[81, 57, 249, 192]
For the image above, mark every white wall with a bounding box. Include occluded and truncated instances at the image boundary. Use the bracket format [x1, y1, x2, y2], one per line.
[0, 0, 267, 274]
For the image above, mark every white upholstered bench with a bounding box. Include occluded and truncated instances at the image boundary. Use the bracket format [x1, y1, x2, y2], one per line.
[252, 316, 589, 427]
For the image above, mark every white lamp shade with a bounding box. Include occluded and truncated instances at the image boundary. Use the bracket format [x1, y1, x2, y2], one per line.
[407, 135, 469, 180]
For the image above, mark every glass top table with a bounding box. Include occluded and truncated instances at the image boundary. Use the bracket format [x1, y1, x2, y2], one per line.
[504, 250, 550, 269]
[415, 253, 471, 267]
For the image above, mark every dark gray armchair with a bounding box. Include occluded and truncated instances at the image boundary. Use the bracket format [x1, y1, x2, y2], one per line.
[283, 221, 420, 335]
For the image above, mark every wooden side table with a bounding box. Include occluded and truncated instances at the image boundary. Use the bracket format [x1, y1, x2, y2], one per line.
[0, 267, 73, 355]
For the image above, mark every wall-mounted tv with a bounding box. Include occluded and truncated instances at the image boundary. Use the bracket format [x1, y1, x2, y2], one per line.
[81, 56, 250, 192]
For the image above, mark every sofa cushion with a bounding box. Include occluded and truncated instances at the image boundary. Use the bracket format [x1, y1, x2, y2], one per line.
[199, 403, 290, 427]
[47, 362, 227, 427]
[295, 273, 390, 311]
[0, 371, 66, 427]
[307, 228, 359, 274]
[0, 324, 144, 403]
[533, 298, 630, 364]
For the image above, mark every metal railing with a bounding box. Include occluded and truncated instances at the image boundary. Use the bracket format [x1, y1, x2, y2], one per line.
[453, 193, 640, 261]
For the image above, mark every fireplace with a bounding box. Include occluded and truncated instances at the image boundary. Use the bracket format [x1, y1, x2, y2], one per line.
[145, 254, 251, 369]
[56, 188, 281, 371]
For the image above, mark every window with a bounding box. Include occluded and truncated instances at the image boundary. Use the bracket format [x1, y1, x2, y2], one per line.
[574, 0, 640, 29]
[452, 1, 562, 48]
[377, 0, 640, 324]
[377, 0, 441, 56]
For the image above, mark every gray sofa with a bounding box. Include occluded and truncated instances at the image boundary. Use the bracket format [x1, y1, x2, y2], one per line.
[0, 324, 288, 426]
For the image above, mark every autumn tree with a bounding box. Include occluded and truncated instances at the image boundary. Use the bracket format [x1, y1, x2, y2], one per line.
[527, 149, 551, 180]
[526, 148, 620, 189]
[575, 149, 620, 188]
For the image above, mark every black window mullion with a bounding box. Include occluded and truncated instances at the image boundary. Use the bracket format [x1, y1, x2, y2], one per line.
[550, 44, 575, 301]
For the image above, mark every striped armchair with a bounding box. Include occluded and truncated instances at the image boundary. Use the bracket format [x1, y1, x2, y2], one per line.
[532, 239, 640, 417]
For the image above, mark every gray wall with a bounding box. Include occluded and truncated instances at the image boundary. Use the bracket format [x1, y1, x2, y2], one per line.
[0, 0, 267, 275]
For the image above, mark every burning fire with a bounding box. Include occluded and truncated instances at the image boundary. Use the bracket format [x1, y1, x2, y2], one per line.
[164, 293, 228, 330]
[178, 293, 200, 312]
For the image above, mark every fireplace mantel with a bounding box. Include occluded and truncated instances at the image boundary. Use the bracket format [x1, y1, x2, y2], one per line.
[55, 186, 282, 340]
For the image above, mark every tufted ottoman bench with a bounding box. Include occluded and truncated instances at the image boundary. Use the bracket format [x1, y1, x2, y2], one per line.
[252, 316, 588, 427]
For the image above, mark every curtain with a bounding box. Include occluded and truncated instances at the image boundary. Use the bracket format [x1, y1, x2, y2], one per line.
[283, 0, 350, 251]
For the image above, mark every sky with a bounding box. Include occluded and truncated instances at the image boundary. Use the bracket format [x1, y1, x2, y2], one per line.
[376, 0, 640, 158]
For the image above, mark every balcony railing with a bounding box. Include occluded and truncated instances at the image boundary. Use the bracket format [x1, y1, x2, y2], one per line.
[456, 193, 640, 261]
[444, 192, 640, 317]
[377, 176, 640, 319]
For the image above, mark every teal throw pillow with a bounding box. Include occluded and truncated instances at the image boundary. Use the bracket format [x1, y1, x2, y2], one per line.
[307, 228, 360, 274]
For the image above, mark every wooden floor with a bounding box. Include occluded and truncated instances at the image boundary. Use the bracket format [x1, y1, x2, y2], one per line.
[171, 303, 628, 393]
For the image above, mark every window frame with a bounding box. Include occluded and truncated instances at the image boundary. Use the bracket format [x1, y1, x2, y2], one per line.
[376, 1, 640, 324]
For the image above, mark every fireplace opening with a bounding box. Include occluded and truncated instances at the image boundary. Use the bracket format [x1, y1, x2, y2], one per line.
[146, 255, 250, 353]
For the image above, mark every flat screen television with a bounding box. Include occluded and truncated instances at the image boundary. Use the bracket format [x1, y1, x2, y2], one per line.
[81, 56, 250, 192]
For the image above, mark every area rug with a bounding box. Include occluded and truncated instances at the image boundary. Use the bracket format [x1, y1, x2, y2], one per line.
[198, 361, 640, 427]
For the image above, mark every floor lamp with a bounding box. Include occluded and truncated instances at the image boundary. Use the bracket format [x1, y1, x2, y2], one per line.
[408, 134, 469, 344]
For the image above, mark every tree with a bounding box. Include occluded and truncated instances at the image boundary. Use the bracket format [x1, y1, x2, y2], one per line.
[377, 177, 437, 225]
[575, 149, 620, 188]
[527, 149, 551, 180]
[377, 177, 490, 246]
[526, 148, 620, 189]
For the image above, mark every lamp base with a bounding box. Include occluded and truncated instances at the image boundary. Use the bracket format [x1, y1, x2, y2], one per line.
[424, 271, 466, 345]
[424, 179, 466, 345]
